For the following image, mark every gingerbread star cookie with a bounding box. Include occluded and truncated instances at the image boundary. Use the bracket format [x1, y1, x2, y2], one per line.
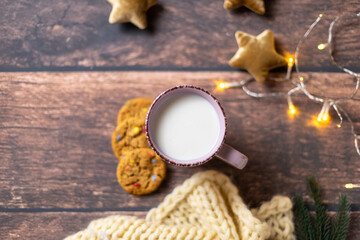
[229, 30, 287, 82]
[107, 0, 157, 29]
[224, 0, 265, 14]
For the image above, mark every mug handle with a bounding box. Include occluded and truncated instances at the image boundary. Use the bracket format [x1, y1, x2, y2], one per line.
[215, 143, 248, 169]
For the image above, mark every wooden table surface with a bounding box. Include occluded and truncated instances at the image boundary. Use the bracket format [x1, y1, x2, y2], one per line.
[1, 0, 360, 239]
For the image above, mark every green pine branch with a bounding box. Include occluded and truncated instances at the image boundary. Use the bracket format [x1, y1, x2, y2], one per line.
[308, 176, 331, 240]
[294, 194, 315, 240]
[294, 176, 351, 240]
[331, 195, 350, 240]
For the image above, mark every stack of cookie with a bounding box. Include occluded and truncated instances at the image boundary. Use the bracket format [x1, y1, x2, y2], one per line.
[112, 98, 166, 195]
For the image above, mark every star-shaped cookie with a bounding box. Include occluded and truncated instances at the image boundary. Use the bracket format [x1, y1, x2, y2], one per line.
[107, 0, 157, 29]
[229, 30, 287, 82]
[224, 0, 265, 14]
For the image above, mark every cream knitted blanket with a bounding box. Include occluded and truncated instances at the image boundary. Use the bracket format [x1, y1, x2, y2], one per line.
[65, 171, 295, 240]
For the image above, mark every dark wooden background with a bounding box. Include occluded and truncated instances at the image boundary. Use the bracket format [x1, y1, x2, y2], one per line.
[1, 0, 360, 239]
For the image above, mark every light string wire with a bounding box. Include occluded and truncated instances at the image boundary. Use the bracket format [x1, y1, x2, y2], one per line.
[217, 11, 360, 157]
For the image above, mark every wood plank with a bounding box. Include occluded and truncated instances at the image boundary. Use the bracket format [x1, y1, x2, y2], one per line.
[0, 71, 359, 210]
[0, 0, 359, 70]
[1, 211, 359, 240]
[0, 211, 147, 240]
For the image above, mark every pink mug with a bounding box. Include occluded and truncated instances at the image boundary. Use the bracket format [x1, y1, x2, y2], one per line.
[145, 85, 248, 169]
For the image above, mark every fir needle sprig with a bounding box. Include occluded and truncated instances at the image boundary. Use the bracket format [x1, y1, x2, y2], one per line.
[294, 176, 351, 240]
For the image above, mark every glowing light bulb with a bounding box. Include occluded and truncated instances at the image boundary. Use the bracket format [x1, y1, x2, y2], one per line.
[317, 112, 330, 123]
[215, 80, 230, 91]
[322, 113, 328, 121]
[285, 54, 295, 80]
[317, 43, 326, 50]
[345, 183, 360, 189]
[288, 104, 297, 115]
[288, 57, 294, 65]
[319, 14, 323, 18]
[313, 101, 331, 126]
[299, 76, 304, 82]
[319, 102, 330, 120]
[337, 124, 342, 128]
[215, 80, 243, 91]
[285, 54, 295, 67]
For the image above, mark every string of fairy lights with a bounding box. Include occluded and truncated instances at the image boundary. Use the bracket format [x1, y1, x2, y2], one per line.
[215, 12, 360, 188]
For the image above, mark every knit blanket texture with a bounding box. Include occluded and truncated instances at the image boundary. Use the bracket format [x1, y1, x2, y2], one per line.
[65, 170, 295, 240]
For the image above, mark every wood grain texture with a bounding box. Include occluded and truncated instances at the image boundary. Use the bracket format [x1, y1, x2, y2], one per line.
[0, 211, 147, 240]
[0, 212, 359, 240]
[0, 0, 359, 71]
[0, 71, 359, 211]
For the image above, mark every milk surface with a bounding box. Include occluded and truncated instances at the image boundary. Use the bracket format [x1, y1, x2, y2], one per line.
[152, 93, 220, 161]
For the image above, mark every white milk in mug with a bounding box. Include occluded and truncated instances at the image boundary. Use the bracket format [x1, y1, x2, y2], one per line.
[151, 93, 220, 161]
